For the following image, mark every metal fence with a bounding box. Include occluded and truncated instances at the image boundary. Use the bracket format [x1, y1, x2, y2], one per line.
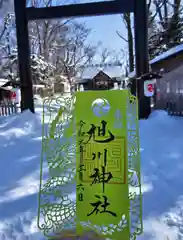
[166, 96, 183, 116]
[0, 102, 19, 116]
[154, 77, 183, 116]
[155, 93, 183, 116]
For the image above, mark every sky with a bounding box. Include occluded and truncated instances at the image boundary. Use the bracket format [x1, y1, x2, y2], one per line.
[81, 14, 127, 52]
[51, 0, 128, 52]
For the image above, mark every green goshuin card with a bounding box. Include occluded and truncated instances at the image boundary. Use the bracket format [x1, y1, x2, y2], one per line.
[75, 90, 130, 239]
[37, 90, 142, 240]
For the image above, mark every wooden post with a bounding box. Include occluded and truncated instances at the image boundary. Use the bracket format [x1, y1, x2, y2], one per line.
[14, 0, 34, 113]
[134, 0, 150, 119]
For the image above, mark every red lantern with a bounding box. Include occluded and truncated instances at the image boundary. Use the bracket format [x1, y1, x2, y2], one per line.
[147, 84, 154, 93]
[11, 91, 16, 99]
[144, 81, 155, 97]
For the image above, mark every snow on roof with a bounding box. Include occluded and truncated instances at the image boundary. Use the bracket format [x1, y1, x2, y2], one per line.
[0, 86, 13, 91]
[128, 43, 183, 78]
[0, 78, 9, 87]
[77, 66, 124, 80]
[150, 43, 183, 64]
[33, 84, 45, 88]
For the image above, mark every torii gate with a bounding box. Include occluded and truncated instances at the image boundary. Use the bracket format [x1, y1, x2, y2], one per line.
[14, 0, 149, 117]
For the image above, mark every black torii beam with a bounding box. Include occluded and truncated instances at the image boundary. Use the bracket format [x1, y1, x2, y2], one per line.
[14, 0, 149, 118]
[26, 1, 134, 20]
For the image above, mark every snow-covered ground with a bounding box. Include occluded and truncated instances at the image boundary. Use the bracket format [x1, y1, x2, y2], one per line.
[0, 98, 183, 239]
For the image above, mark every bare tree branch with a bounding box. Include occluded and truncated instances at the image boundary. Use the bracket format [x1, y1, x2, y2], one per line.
[116, 31, 128, 42]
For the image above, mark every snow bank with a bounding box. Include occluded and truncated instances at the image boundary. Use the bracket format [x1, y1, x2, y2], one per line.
[0, 110, 44, 240]
[139, 110, 183, 240]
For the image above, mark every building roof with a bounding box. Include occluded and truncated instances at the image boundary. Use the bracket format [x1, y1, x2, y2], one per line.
[77, 66, 124, 80]
[128, 42, 183, 78]
[0, 79, 9, 87]
[2, 79, 20, 88]
[150, 43, 183, 64]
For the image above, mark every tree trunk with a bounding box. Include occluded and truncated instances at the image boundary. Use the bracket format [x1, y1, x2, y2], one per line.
[124, 13, 134, 73]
